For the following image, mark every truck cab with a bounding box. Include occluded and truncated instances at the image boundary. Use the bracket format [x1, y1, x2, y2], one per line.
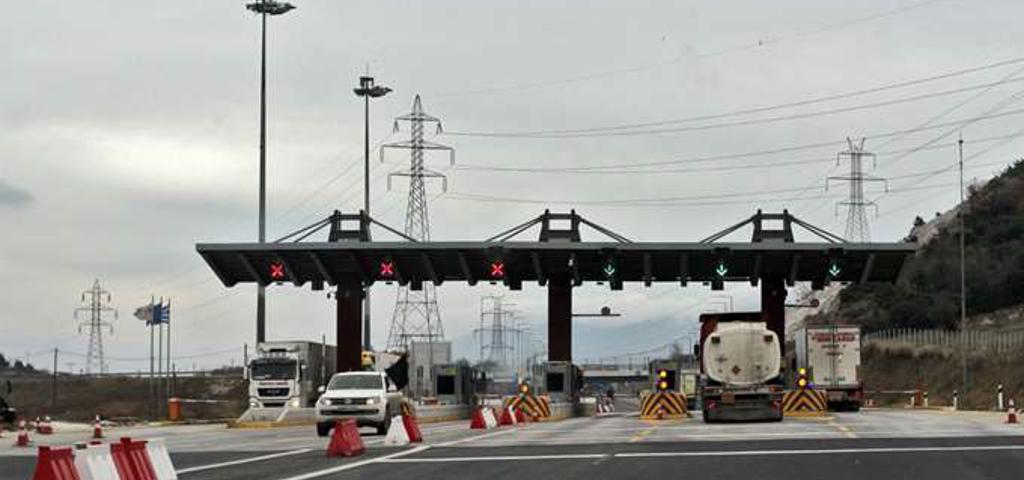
[247, 341, 336, 410]
[315, 371, 403, 436]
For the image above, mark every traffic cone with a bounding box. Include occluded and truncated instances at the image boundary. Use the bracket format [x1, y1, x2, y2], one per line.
[39, 416, 54, 435]
[15, 420, 30, 447]
[1006, 399, 1018, 424]
[93, 415, 103, 439]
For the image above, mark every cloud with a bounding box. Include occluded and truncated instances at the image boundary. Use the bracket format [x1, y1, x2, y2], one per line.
[0, 180, 33, 208]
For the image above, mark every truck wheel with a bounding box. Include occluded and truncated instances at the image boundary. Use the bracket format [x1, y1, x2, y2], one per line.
[316, 422, 332, 437]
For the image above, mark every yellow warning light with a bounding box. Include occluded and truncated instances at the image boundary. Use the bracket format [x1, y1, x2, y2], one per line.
[658, 381, 668, 391]
[658, 370, 668, 379]
[797, 378, 808, 388]
[798, 368, 807, 376]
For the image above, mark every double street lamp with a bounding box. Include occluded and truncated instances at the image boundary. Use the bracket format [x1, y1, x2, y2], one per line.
[353, 76, 391, 350]
[246, 0, 295, 344]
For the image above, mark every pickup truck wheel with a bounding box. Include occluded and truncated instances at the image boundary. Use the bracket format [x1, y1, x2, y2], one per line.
[316, 422, 332, 437]
[377, 410, 391, 435]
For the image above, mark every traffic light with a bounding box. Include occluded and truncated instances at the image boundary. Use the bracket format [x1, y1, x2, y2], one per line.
[656, 368, 676, 392]
[711, 258, 727, 291]
[269, 261, 286, 281]
[379, 259, 396, 279]
[489, 260, 505, 279]
[796, 367, 809, 389]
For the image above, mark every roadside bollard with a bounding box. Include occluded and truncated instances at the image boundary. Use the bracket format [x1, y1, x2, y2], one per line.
[997, 385, 1004, 411]
[953, 390, 960, 410]
[924, 391, 929, 408]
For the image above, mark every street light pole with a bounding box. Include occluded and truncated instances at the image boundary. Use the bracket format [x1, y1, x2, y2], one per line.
[353, 76, 392, 351]
[246, 0, 295, 345]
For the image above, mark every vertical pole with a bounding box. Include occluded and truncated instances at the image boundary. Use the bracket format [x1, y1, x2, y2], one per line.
[547, 272, 572, 363]
[149, 296, 155, 418]
[256, 8, 268, 345]
[336, 278, 364, 373]
[52, 348, 58, 409]
[158, 320, 163, 416]
[761, 275, 788, 356]
[959, 136, 968, 401]
[166, 300, 171, 401]
[363, 91, 372, 353]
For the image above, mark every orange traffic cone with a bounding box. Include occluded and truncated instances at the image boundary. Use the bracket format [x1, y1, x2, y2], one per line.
[15, 420, 30, 447]
[1007, 399, 1018, 424]
[326, 419, 365, 457]
[93, 415, 104, 439]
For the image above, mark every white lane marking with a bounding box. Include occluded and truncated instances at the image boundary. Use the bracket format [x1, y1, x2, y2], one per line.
[433, 427, 517, 447]
[614, 445, 1024, 458]
[277, 445, 430, 480]
[176, 448, 313, 474]
[382, 453, 607, 463]
[373, 445, 1024, 464]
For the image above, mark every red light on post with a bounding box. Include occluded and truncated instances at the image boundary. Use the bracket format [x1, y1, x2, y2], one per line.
[490, 260, 505, 279]
[269, 262, 286, 281]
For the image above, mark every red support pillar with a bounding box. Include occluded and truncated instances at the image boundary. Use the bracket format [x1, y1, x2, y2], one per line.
[548, 272, 572, 362]
[336, 277, 363, 372]
[761, 275, 788, 355]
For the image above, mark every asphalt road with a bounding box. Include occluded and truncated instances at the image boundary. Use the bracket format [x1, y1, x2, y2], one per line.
[3, 409, 1023, 479]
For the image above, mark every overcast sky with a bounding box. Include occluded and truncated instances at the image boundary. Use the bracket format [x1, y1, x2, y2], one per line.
[2, 0, 1022, 372]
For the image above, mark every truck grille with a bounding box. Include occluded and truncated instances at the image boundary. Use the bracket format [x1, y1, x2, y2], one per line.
[258, 388, 290, 397]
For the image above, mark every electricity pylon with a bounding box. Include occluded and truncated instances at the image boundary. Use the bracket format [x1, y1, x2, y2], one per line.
[828, 138, 887, 242]
[74, 279, 118, 374]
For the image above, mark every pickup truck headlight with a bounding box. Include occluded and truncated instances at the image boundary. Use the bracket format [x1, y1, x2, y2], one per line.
[366, 397, 378, 405]
[317, 396, 329, 406]
[289, 398, 301, 408]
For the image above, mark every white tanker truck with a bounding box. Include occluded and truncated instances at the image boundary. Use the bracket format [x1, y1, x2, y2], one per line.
[699, 312, 784, 422]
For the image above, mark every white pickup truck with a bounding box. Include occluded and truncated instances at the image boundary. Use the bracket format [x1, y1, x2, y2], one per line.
[315, 371, 403, 436]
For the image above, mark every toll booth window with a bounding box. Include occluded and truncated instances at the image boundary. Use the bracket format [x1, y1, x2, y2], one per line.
[547, 373, 565, 392]
[437, 375, 456, 395]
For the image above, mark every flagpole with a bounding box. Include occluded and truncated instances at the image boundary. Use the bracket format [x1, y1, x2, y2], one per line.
[166, 299, 171, 403]
[149, 295, 155, 419]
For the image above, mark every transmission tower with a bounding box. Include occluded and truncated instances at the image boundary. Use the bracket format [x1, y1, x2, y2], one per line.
[476, 296, 521, 372]
[380, 95, 455, 352]
[74, 279, 118, 374]
[827, 138, 887, 242]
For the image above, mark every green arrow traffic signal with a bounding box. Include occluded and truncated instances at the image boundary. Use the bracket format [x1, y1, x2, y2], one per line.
[828, 263, 841, 277]
[715, 261, 728, 277]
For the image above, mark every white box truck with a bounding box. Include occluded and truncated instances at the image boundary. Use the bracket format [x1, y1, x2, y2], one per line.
[794, 326, 862, 411]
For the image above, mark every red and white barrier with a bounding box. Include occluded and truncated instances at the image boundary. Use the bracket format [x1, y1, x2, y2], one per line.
[384, 415, 411, 446]
[74, 443, 121, 480]
[31, 446, 78, 480]
[1007, 399, 1018, 424]
[145, 438, 178, 480]
[402, 414, 423, 443]
[327, 419, 365, 457]
[93, 416, 104, 440]
[15, 419, 31, 447]
[482, 407, 498, 429]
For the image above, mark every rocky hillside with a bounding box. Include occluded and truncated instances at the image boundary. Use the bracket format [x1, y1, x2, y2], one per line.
[810, 159, 1024, 333]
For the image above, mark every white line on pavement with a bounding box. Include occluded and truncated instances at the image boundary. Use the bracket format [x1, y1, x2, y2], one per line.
[277, 446, 431, 480]
[176, 448, 313, 474]
[383, 454, 608, 463]
[433, 427, 517, 447]
[372, 445, 1024, 463]
[614, 445, 1024, 458]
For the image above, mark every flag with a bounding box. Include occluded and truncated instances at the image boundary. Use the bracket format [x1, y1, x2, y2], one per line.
[385, 353, 409, 391]
[134, 304, 154, 323]
[153, 301, 171, 325]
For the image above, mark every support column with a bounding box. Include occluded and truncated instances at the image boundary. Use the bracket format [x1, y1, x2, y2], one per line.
[761, 275, 788, 355]
[336, 277, 363, 373]
[548, 272, 572, 362]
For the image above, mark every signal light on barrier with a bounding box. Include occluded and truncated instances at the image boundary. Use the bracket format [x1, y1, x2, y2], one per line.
[379, 259, 395, 278]
[269, 262, 286, 281]
[797, 367, 809, 389]
[490, 260, 505, 279]
[658, 381, 668, 391]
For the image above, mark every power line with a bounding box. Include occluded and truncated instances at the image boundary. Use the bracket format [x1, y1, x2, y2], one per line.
[430, 0, 950, 99]
[445, 70, 1024, 138]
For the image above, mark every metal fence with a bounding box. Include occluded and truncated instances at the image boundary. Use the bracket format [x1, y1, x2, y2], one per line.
[864, 328, 1024, 353]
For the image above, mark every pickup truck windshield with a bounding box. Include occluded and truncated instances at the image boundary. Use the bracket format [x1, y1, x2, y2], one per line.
[250, 360, 297, 380]
[329, 374, 383, 390]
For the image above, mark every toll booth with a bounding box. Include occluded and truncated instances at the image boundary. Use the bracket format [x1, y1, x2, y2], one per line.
[540, 361, 582, 403]
[432, 364, 475, 405]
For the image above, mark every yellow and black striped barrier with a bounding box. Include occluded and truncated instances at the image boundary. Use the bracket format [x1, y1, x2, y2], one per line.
[504, 393, 551, 419]
[640, 391, 688, 420]
[782, 389, 827, 417]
